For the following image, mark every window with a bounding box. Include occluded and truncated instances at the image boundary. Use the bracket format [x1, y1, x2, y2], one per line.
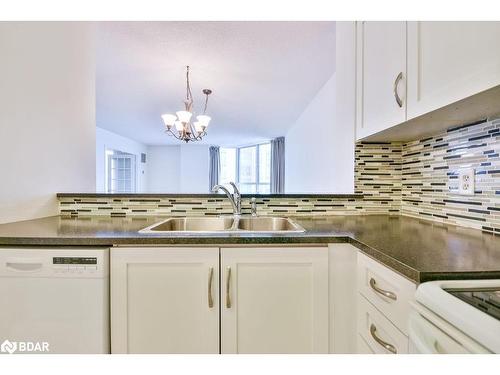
[219, 148, 237, 184]
[220, 142, 271, 194]
[105, 149, 136, 193]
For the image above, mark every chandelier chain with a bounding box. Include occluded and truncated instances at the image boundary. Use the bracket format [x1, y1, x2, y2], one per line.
[186, 66, 193, 108]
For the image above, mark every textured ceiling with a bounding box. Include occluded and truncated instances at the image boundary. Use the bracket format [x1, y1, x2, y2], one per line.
[96, 21, 336, 146]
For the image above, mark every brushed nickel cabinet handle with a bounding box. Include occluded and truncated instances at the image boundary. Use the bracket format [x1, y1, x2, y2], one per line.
[226, 266, 232, 309]
[369, 277, 397, 300]
[370, 324, 397, 354]
[208, 267, 214, 308]
[393, 71, 403, 108]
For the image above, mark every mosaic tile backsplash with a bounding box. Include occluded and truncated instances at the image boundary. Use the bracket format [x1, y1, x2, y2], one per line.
[400, 118, 499, 233]
[355, 118, 500, 233]
[58, 118, 500, 233]
[59, 195, 381, 218]
[354, 141, 402, 214]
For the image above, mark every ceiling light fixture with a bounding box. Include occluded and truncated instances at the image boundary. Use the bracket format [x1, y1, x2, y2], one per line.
[161, 66, 212, 143]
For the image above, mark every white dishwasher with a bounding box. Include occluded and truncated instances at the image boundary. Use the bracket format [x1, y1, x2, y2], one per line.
[0, 248, 109, 354]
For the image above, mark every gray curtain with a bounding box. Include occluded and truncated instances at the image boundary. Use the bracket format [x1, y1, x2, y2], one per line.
[270, 137, 285, 194]
[209, 146, 220, 191]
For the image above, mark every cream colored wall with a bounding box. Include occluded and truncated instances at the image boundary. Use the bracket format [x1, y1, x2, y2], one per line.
[146, 144, 210, 193]
[285, 72, 355, 193]
[0, 22, 96, 223]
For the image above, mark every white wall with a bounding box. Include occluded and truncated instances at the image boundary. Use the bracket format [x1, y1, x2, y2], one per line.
[96, 129, 209, 193]
[333, 21, 356, 192]
[285, 25, 356, 194]
[146, 145, 181, 193]
[180, 145, 210, 193]
[96, 126, 148, 192]
[146, 144, 209, 193]
[0, 22, 96, 224]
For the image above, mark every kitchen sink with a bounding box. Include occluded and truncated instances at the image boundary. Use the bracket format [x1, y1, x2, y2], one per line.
[139, 216, 305, 234]
[139, 216, 235, 233]
[236, 217, 304, 232]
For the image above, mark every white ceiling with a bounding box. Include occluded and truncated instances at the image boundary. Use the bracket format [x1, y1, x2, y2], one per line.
[96, 21, 336, 146]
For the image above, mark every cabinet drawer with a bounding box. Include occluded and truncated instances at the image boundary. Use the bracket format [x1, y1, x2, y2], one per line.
[357, 294, 408, 354]
[357, 252, 416, 335]
[356, 334, 374, 354]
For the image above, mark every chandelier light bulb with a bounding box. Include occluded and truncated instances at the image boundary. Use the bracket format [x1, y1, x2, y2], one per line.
[161, 114, 177, 128]
[176, 110, 192, 123]
[194, 122, 204, 133]
[196, 115, 211, 127]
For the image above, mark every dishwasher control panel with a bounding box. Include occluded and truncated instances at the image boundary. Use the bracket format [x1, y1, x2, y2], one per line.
[53, 257, 97, 265]
[0, 248, 108, 278]
[52, 256, 100, 274]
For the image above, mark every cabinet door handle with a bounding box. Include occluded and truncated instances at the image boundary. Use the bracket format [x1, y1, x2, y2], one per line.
[393, 71, 403, 108]
[208, 267, 214, 308]
[369, 277, 397, 300]
[370, 324, 397, 354]
[226, 266, 232, 309]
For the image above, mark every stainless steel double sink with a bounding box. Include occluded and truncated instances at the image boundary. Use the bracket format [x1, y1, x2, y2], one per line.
[139, 216, 305, 234]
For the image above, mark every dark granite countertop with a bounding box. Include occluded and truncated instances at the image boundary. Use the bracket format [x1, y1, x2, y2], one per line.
[0, 214, 499, 283]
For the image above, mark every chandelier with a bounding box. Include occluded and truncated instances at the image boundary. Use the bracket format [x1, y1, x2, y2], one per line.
[161, 66, 212, 143]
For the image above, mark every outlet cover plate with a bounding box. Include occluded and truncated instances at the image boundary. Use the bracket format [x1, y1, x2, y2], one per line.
[458, 168, 475, 195]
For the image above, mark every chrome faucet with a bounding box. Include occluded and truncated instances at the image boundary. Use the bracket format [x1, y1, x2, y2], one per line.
[212, 182, 241, 216]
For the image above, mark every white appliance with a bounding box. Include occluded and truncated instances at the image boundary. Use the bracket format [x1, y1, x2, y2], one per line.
[409, 279, 500, 354]
[0, 248, 109, 354]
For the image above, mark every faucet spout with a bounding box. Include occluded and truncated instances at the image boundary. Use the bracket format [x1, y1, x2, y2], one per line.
[212, 183, 241, 216]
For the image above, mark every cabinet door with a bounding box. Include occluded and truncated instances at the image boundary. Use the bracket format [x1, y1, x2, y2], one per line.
[356, 21, 407, 140]
[407, 21, 500, 120]
[221, 247, 329, 354]
[111, 247, 219, 354]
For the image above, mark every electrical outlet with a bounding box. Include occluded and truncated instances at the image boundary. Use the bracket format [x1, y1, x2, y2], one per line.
[458, 168, 475, 195]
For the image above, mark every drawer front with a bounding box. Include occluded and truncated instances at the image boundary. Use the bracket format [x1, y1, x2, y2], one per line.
[357, 252, 416, 335]
[358, 294, 409, 354]
[356, 334, 375, 354]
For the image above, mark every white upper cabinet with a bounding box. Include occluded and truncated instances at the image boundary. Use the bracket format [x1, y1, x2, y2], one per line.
[221, 247, 329, 354]
[407, 21, 500, 120]
[352, 21, 500, 141]
[356, 21, 407, 140]
[111, 247, 220, 354]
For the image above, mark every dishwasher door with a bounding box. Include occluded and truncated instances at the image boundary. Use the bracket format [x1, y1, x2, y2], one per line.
[0, 248, 109, 354]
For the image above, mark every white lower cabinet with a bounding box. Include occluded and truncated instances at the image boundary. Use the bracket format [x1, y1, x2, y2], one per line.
[110, 246, 416, 354]
[357, 252, 416, 335]
[356, 334, 374, 354]
[357, 294, 409, 354]
[356, 252, 416, 354]
[111, 247, 220, 353]
[111, 246, 329, 354]
[221, 247, 329, 354]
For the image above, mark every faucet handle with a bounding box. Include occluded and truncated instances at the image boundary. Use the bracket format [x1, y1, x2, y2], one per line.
[229, 182, 240, 197]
